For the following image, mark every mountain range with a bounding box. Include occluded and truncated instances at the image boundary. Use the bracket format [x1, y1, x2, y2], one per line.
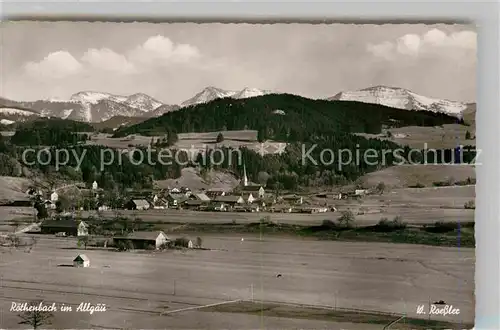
[0, 86, 473, 127]
[329, 86, 472, 118]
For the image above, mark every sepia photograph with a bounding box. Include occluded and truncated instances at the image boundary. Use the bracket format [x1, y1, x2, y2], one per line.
[0, 21, 476, 329]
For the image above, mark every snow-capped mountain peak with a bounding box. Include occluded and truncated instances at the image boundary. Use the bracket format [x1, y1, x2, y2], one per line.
[70, 91, 126, 104]
[181, 87, 237, 107]
[329, 86, 468, 117]
[232, 87, 272, 99]
[124, 93, 163, 112]
[181, 86, 274, 107]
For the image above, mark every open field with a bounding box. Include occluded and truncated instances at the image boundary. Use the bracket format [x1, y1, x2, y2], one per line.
[359, 164, 475, 188]
[154, 167, 240, 191]
[356, 123, 475, 149]
[0, 234, 473, 329]
[0, 176, 32, 201]
[80, 207, 474, 227]
[85, 130, 286, 155]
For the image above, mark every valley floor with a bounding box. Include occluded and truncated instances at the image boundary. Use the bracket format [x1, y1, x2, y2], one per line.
[0, 235, 473, 329]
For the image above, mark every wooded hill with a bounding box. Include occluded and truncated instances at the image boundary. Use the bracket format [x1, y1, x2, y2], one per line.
[112, 94, 461, 141]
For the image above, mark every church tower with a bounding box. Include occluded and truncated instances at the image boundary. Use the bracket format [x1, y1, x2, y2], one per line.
[241, 163, 248, 187]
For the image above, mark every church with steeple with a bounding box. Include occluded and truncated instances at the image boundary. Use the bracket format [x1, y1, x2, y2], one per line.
[241, 164, 249, 187]
[238, 163, 265, 198]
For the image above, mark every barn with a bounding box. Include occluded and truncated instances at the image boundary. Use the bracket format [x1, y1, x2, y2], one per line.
[113, 231, 169, 250]
[41, 219, 89, 237]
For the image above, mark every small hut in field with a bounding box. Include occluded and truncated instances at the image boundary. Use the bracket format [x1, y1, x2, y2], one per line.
[73, 254, 90, 268]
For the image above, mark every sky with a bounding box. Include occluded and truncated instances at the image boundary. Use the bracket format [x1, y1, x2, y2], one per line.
[0, 22, 476, 104]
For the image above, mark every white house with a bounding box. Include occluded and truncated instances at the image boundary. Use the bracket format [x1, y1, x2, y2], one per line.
[73, 254, 90, 267]
[92, 181, 98, 190]
[240, 185, 265, 199]
[50, 191, 59, 202]
[242, 193, 256, 204]
[355, 189, 368, 196]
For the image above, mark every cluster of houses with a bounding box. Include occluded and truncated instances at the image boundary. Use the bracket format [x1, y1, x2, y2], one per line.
[119, 165, 336, 214]
[123, 184, 334, 214]
[17, 165, 371, 215]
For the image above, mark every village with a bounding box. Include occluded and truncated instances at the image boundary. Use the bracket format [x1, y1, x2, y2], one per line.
[0, 164, 377, 258]
[28, 165, 361, 216]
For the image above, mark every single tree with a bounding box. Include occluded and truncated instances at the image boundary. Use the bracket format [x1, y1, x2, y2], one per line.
[166, 131, 178, 147]
[34, 201, 48, 220]
[337, 210, 355, 228]
[77, 236, 90, 250]
[17, 300, 54, 329]
[257, 129, 266, 143]
[375, 182, 386, 194]
[465, 130, 472, 140]
[216, 132, 224, 143]
[257, 171, 270, 187]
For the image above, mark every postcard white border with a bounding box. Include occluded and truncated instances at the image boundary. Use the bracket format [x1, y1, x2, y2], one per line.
[1, 1, 498, 329]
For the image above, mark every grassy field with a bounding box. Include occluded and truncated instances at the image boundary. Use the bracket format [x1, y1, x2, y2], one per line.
[85, 130, 286, 155]
[164, 220, 474, 248]
[154, 167, 240, 191]
[0, 234, 474, 329]
[203, 300, 472, 330]
[359, 164, 475, 189]
[356, 122, 475, 149]
[0, 176, 32, 202]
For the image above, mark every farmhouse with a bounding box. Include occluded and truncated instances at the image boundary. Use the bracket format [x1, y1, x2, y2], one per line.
[241, 193, 256, 204]
[41, 219, 88, 236]
[210, 202, 227, 212]
[355, 189, 368, 196]
[270, 205, 292, 213]
[149, 198, 168, 209]
[240, 185, 265, 198]
[50, 191, 59, 202]
[113, 231, 169, 250]
[205, 188, 227, 198]
[281, 194, 303, 205]
[183, 200, 203, 210]
[166, 193, 189, 207]
[192, 192, 211, 202]
[73, 254, 90, 268]
[124, 199, 150, 210]
[215, 195, 244, 205]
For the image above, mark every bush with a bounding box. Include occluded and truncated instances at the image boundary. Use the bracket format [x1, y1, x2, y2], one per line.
[409, 182, 425, 188]
[375, 216, 407, 231]
[320, 219, 337, 229]
[433, 177, 455, 187]
[159, 241, 174, 250]
[196, 236, 203, 248]
[115, 239, 134, 251]
[424, 221, 457, 233]
[464, 200, 475, 209]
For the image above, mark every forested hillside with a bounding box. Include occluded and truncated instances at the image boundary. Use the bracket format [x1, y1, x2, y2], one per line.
[0, 96, 475, 191]
[113, 94, 460, 140]
[10, 118, 94, 146]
